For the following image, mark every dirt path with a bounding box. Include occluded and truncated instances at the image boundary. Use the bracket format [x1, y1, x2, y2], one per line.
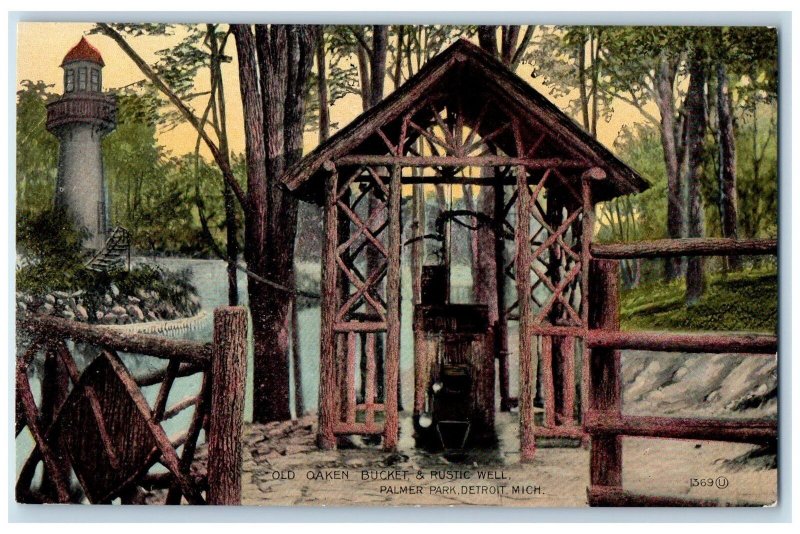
[212, 413, 776, 507]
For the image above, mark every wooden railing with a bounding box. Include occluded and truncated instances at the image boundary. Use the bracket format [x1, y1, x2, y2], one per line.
[585, 238, 777, 507]
[15, 307, 247, 505]
[46, 92, 116, 133]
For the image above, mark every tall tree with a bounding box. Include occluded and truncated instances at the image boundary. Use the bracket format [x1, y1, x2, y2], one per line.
[715, 48, 740, 270]
[684, 45, 708, 304]
[247, 25, 317, 422]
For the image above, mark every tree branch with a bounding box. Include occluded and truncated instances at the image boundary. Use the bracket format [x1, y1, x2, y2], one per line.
[509, 25, 537, 71]
[96, 23, 248, 210]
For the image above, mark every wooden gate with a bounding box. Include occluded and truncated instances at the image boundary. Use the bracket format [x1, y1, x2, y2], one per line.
[15, 307, 247, 505]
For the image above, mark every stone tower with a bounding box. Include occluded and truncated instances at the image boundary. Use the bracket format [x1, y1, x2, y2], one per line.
[46, 37, 116, 250]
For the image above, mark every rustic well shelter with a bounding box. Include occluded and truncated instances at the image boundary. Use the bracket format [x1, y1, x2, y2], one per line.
[282, 38, 648, 458]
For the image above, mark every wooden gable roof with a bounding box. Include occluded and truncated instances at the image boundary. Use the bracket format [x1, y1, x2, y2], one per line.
[281, 38, 649, 204]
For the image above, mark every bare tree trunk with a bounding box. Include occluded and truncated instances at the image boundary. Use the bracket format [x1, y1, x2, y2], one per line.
[235, 24, 316, 423]
[462, 184, 479, 273]
[475, 174, 498, 319]
[716, 56, 740, 270]
[291, 268, 304, 416]
[655, 57, 685, 280]
[208, 25, 239, 306]
[578, 38, 591, 132]
[316, 26, 330, 143]
[685, 49, 708, 305]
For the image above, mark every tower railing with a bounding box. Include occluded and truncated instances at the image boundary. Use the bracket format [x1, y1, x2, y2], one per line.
[46, 92, 116, 132]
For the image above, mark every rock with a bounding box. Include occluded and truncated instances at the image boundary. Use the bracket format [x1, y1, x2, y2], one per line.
[111, 305, 127, 315]
[110, 284, 120, 297]
[17, 301, 27, 312]
[45, 294, 56, 305]
[103, 312, 117, 323]
[62, 309, 75, 320]
[75, 304, 89, 322]
[127, 304, 144, 321]
[127, 295, 141, 304]
[146, 310, 158, 321]
[96, 310, 105, 320]
[117, 313, 130, 324]
[103, 293, 113, 306]
[42, 303, 55, 314]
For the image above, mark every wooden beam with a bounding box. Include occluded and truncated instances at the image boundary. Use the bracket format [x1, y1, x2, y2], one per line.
[317, 168, 339, 450]
[585, 411, 777, 444]
[591, 238, 777, 259]
[515, 162, 536, 463]
[587, 330, 778, 354]
[335, 155, 591, 168]
[587, 486, 720, 507]
[541, 335, 555, 428]
[383, 164, 402, 451]
[494, 174, 512, 412]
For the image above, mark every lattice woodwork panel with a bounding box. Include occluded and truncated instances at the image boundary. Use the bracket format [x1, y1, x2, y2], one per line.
[335, 165, 390, 324]
[52, 353, 160, 503]
[16, 337, 209, 504]
[505, 167, 586, 327]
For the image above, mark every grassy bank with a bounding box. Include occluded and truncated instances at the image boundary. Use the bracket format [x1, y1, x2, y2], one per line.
[619, 267, 778, 333]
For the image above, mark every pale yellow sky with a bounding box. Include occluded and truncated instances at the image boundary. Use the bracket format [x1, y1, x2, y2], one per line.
[16, 22, 654, 161]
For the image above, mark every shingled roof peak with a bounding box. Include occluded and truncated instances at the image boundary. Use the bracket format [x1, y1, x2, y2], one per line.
[61, 37, 105, 67]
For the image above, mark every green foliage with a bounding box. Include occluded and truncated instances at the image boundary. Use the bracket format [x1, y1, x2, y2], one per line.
[736, 103, 778, 239]
[16, 205, 199, 318]
[16, 206, 89, 294]
[599, 124, 669, 243]
[620, 265, 777, 333]
[16, 80, 59, 215]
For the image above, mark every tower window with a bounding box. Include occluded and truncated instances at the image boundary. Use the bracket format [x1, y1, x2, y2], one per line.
[90, 68, 100, 91]
[77, 67, 87, 91]
[65, 69, 75, 92]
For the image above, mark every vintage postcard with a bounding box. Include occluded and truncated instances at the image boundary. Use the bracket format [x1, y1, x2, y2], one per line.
[13, 21, 779, 507]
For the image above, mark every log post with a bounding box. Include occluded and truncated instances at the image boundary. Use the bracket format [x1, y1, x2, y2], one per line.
[318, 166, 339, 449]
[540, 335, 555, 428]
[494, 172, 511, 411]
[588, 259, 623, 500]
[558, 336, 576, 425]
[384, 164, 402, 450]
[516, 164, 536, 462]
[580, 169, 601, 432]
[207, 306, 247, 505]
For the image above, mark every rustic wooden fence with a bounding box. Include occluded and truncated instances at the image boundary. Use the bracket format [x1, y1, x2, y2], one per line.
[15, 306, 247, 505]
[584, 238, 778, 507]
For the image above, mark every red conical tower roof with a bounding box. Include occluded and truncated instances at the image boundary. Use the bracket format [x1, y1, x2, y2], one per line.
[61, 37, 105, 67]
